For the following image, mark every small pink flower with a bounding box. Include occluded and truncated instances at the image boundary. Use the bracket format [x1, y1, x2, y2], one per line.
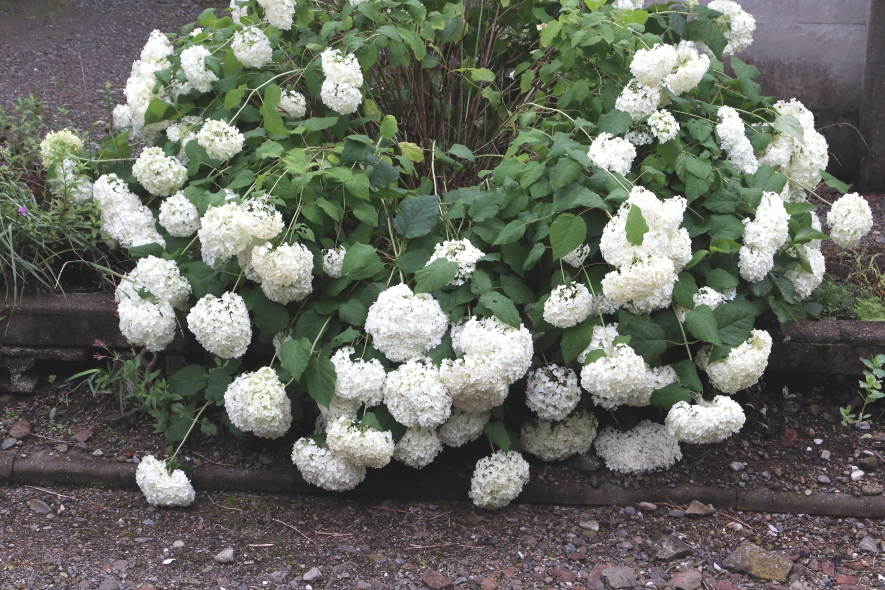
[17, 206, 28, 217]
[94, 339, 106, 347]
[93, 354, 104, 360]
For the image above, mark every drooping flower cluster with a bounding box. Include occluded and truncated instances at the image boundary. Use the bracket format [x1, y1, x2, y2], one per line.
[427, 239, 485, 286]
[330, 347, 386, 406]
[250, 242, 314, 304]
[665, 396, 746, 444]
[708, 0, 756, 57]
[525, 365, 581, 421]
[291, 437, 366, 491]
[132, 147, 188, 197]
[232, 26, 273, 68]
[716, 106, 758, 174]
[92, 174, 166, 249]
[615, 79, 661, 120]
[159, 193, 201, 237]
[648, 110, 679, 143]
[664, 41, 710, 95]
[278, 89, 307, 119]
[594, 421, 682, 474]
[116, 255, 191, 309]
[224, 367, 292, 438]
[257, 0, 295, 29]
[320, 48, 363, 114]
[181, 45, 218, 93]
[393, 427, 443, 469]
[322, 246, 346, 277]
[827, 193, 874, 249]
[135, 455, 196, 507]
[47, 158, 93, 204]
[196, 119, 245, 161]
[383, 358, 452, 427]
[326, 416, 395, 468]
[696, 329, 772, 394]
[364, 284, 448, 362]
[198, 199, 284, 266]
[521, 411, 598, 462]
[630, 44, 677, 89]
[543, 282, 593, 328]
[39, 129, 84, 167]
[115, 30, 175, 140]
[759, 100, 829, 193]
[438, 409, 490, 447]
[587, 132, 636, 175]
[186, 292, 252, 358]
[468, 451, 530, 510]
[738, 191, 790, 282]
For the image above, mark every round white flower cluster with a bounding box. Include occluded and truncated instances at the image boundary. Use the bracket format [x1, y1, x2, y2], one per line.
[562, 244, 590, 268]
[116, 30, 175, 140]
[525, 364, 581, 421]
[427, 239, 485, 286]
[117, 297, 177, 352]
[135, 455, 196, 507]
[664, 41, 710, 95]
[232, 26, 273, 68]
[595, 421, 682, 474]
[827, 193, 873, 249]
[393, 427, 443, 469]
[197, 119, 245, 161]
[717, 106, 758, 174]
[323, 246, 345, 277]
[257, 0, 295, 30]
[116, 255, 191, 309]
[602, 255, 677, 314]
[625, 125, 653, 147]
[92, 174, 166, 249]
[521, 411, 598, 462]
[364, 284, 448, 362]
[159, 193, 201, 237]
[587, 132, 636, 176]
[199, 199, 284, 266]
[665, 396, 746, 444]
[786, 244, 826, 300]
[468, 451, 530, 510]
[291, 437, 366, 491]
[187, 292, 252, 358]
[760, 100, 829, 193]
[181, 45, 218, 93]
[615, 79, 661, 120]
[132, 147, 188, 197]
[383, 358, 452, 427]
[39, 129, 84, 167]
[630, 44, 677, 89]
[331, 347, 385, 406]
[440, 354, 508, 413]
[224, 367, 292, 438]
[697, 329, 772, 394]
[675, 286, 736, 322]
[738, 191, 790, 282]
[320, 48, 363, 114]
[648, 110, 679, 143]
[612, 0, 643, 9]
[438, 408, 490, 447]
[48, 158, 93, 204]
[708, 0, 756, 56]
[326, 416, 395, 468]
[250, 242, 314, 304]
[543, 282, 593, 328]
[165, 116, 202, 163]
[278, 90, 307, 119]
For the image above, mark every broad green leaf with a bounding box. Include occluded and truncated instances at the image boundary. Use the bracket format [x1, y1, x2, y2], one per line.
[493, 219, 527, 246]
[167, 365, 207, 398]
[484, 421, 512, 452]
[128, 243, 165, 260]
[672, 359, 703, 392]
[549, 214, 587, 260]
[205, 368, 232, 404]
[379, 115, 398, 139]
[561, 322, 597, 365]
[710, 238, 741, 253]
[414, 258, 459, 293]
[223, 88, 246, 110]
[399, 141, 424, 162]
[672, 272, 699, 309]
[705, 268, 739, 291]
[392, 194, 440, 238]
[596, 110, 632, 136]
[619, 321, 667, 365]
[551, 157, 583, 191]
[820, 170, 850, 193]
[773, 114, 805, 144]
[684, 304, 721, 345]
[478, 292, 520, 327]
[345, 174, 371, 200]
[280, 338, 312, 381]
[396, 250, 432, 273]
[713, 301, 757, 347]
[252, 290, 290, 335]
[297, 116, 340, 133]
[369, 161, 400, 187]
[649, 383, 693, 408]
[260, 105, 289, 136]
[448, 143, 475, 162]
[553, 184, 606, 212]
[305, 356, 336, 408]
[341, 242, 385, 280]
[625, 204, 649, 246]
[339, 298, 369, 326]
[470, 68, 496, 82]
[256, 140, 285, 159]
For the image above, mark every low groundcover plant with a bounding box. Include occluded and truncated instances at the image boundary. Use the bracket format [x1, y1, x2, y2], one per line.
[43, 0, 876, 508]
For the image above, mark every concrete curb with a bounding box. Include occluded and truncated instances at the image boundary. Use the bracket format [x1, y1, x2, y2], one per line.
[5, 449, 885, 518]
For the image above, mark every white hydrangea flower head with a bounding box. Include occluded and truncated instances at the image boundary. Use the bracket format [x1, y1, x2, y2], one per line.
[112, 104, 133, 131]
[664, 41, 710, 95]
[40, 129, 84, 167]
[738, 191, 790, 282]
[579, 323, 620, 363]
[257, 0, 295, 29]
[717, 106, 758, 174]
[326, 416, 395, 468]
[393, 427, 443, 469]
[615, 79, 661, 120]
[543, 282, 593, 328]
[331, 347, 386, 406]
[278, 90, 307, 119]
[580, 343, 646, 408]
[738, 246, 775, 284]
[180, 45, 218, 93]
[665, 396, 745, 444]
[696, 329, 772, 394]
[132, 147, 187, 197]
[321, 48, 364, 87]
[118, 297, 177, 352]
[675, 286, 736, 322]
[92, 174, 166, 249]
[135, 455, 195, 507]
[457, 316, 533, 384]
[769, 100, 829, 192]
[439, 355, 509, 413]
[468, 451, 530, 510]
[224, 367, 292, 438]
[758, 134, 793, 170]
[427, 239, 485, 286]
[630, 44, 677, 89]
[602, 255, 677, 314]
[317, 394, 362, 423]
[232, 26, 273, 68]
[562, 244, 591, 268]
[786, 242, 825, 300]
[47, 158, 93, 204]
[165, 116, 202, 163]
[186, 292, 252, 359]
[250, 242, 314, 304]
[197, 120, 245, 161]
[323, 246, 346, 278]
[521, 411, 598, 462]
[240, 198, 285, 241]
[115, 255, 191, 309]
[319, 81, 362, 115]
[648, 110, 679, 143]
[587, 132, 636, 176]
[525, 364, 581, 422]
[594, 421, 682, 474]
[438, 408, 490, 447]
[626, 128, 653, 147]
[827, 193, 873, 249]
[291, 437, 365, 491]
[159, 193, 201, 237]
[613, 0, 644, 9]
[383, 358, 452, 428]
[199, 200, 284, 266]
[140, 30, 174, 64]
[708, 0, 756, 56]
[364, 284, 448, 362]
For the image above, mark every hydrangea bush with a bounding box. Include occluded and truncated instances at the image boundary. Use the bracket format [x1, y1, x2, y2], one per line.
[50, 0, 876, 508]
